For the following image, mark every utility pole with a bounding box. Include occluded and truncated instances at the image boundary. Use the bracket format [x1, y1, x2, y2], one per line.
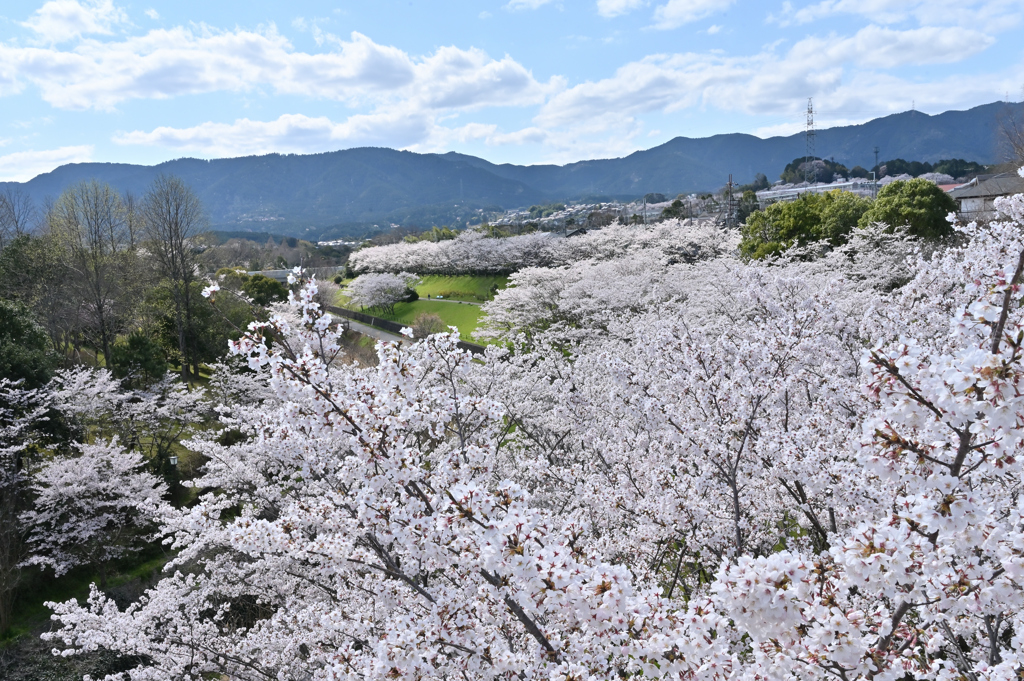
[726, 174, 735, 227]
[804, 97, 816, 184]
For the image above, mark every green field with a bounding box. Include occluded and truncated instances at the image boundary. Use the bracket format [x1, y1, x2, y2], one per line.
[388, 300, 484, 341]
[335, 275, 505, 342]
[414, 275, 508, 302]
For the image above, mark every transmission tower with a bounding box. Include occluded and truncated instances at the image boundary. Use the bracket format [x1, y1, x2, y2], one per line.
[804, 97, 816, 183]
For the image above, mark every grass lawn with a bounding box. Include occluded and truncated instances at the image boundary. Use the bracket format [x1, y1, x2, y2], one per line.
[4, 554, 168, 643]
[415, 275, 508, 302]
[387, 300, 484, 341]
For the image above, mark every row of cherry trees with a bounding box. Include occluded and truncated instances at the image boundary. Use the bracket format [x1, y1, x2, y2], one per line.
[4, 176, 1023, 680]
[349, 219, 735, 274]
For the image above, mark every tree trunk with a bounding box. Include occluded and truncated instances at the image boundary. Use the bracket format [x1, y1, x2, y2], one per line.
[175, 284, 188, 381]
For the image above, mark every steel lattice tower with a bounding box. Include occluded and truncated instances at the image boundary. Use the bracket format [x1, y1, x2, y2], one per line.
[804, 97, 816, 183]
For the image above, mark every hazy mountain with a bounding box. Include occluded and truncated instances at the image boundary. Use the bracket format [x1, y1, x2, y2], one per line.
[4, 101, 1020, 238]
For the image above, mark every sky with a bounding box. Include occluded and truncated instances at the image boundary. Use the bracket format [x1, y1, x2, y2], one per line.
[0, 0, 1021, 181]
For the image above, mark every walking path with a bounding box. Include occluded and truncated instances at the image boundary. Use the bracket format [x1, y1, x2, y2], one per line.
[333, 315, 407, 343]
[425, 297, 482, 306]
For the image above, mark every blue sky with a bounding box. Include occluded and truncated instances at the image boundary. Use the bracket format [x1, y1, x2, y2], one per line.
[0, 0, 1021, 181]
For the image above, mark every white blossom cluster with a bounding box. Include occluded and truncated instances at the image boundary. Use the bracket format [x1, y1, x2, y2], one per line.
[348, 219, 735, 274]
[22, 440, 167, 578]
[23, 172, 1024, 681]
[345, 271, 420, 314]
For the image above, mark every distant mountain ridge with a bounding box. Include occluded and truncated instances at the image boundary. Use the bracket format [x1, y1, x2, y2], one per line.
[4, 101, 1020, 239]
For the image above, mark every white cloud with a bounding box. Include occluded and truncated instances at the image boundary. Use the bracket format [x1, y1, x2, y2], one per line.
[810, 25, 995, 69]
[504, 0, 555, 9]
[484, 126, 548, 146]
[706, 24, 722, 34]
[773, 0, 1023, 31]
[479, 11, 492, 19]
[596, 0, 646, 18]
[0, 27, 556, 112]
[22, 0, 128, 44]
[144, 8, 159, 20]
[114, 113, 432, 156]
[291, 16, 307, 31]
[652, 0, 734, 29]
[116, 112, 559, 157]
[0, 145, 92, 181]
[533, 26, 1017, 158]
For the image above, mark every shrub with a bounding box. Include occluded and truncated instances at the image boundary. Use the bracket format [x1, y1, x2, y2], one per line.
[740, 190, 872, 260]
[858, 178, 956, 239]
[242, 274, 288, 306]
[0, 299, 58, 388]
[108, 331, 167, 387]
[412, 313, 447, 339]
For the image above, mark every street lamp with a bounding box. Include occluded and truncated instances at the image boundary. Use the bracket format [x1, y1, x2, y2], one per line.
[169, 454, 178, 466]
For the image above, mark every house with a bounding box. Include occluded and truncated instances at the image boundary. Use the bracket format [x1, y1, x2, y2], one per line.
[948, 173, 1024, 221]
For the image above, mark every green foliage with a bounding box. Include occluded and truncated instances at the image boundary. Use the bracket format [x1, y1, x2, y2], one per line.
[108, 331, 167, 387]
[0, 299, 58, 389]
[932, 158, 986, 178]
[738, 173, 769, 193]
[242, 274, 288, 306]
[874, 158, 986, 179]
[402, 226, 460, 243]
[150, 281, 252, 372]
[780, 157, 849, 184]
[736, 190, 759, 224]
[740, 190, 873, 260]
[215, 267, 250, 290]
[660, 199, 687, 220]
[858, 178, 957, 239]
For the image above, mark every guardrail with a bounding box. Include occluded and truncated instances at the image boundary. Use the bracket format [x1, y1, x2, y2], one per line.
[326, 306, 486, 355]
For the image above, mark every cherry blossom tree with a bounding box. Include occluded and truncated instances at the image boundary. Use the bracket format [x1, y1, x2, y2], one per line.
[0, 379, 49, 632]
[22, 439, 167, 586]
[49, 367, 208, 472]
[345, 271, 419, 315]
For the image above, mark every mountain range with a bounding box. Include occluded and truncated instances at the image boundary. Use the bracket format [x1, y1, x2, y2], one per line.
[4, 101, 1021, 239]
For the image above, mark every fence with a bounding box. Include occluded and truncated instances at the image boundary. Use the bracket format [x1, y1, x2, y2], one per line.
[326, 306, 486, 355]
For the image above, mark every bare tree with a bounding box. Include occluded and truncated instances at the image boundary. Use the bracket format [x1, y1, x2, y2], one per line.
[142, 176, 208, 380]
[0, 187, 37, 249]
[999, 100, 1024, 167]
[122, 189, 142, 251]
[49, 181, 136, 364]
